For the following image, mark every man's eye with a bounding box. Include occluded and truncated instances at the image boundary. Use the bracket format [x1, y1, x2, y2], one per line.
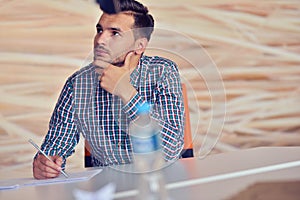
[112, 31, 120, 36]
[97, 28, 103, 34]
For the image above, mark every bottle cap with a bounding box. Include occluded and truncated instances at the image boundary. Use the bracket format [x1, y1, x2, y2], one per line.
[137, 103, 151, 114]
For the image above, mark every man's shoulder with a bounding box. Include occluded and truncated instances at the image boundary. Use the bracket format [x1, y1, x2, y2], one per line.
[142, 55, 179, 75]
[143, 55, 177, 67]
[68, 64, 95, 82]
[142, 56, 179, 75]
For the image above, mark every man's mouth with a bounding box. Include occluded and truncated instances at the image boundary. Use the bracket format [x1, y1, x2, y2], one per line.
[94, 47, 110, 58]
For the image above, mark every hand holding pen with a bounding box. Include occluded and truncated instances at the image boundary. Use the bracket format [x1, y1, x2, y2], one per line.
[29, 139, 69, 179]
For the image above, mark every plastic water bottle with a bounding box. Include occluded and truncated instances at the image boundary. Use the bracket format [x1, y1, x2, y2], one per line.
[129, 103, 161, 171]
[129, 103, 168, 200]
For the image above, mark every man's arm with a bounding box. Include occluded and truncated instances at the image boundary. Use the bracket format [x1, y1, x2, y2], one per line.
[155, 70, 185, 160]
[123, 64, 185, 160]
[94, 52, 139, 103]
[33, 79, 79, 179]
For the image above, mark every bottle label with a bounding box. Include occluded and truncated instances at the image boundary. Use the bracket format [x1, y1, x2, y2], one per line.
[131, 134, 160, 154]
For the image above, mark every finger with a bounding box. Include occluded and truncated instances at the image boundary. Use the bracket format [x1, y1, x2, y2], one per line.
[94, 60, 111, 80]
[38, 154, 62, 171]
[34, 165, 60, 179]
[53, 156, 63, 167]
[33, 156, 60, 179]
[123, 51, 135, 71]
[36, 159, 61, 177]
[37, 161, 61, 178]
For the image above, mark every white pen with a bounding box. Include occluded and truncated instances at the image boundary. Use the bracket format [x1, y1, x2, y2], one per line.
[28, 139, 69, 178]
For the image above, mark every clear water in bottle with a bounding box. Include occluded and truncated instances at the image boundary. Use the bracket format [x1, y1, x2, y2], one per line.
[129, 103, 168, 200]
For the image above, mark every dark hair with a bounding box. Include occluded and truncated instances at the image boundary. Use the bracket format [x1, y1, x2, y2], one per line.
[97, 0, 154, 40]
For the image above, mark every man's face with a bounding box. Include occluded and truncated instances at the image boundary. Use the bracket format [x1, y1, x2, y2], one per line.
[94, 13, 136, 65]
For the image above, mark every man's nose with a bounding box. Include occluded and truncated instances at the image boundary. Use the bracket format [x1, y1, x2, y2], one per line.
[95, 31, 110, 45]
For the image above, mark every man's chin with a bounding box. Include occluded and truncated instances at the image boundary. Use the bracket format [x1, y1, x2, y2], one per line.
[94, 57, 125, 67]
[94, 56, 111, 63]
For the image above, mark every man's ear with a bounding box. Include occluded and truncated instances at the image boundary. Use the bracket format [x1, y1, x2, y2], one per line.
[134, 38, 148, 55]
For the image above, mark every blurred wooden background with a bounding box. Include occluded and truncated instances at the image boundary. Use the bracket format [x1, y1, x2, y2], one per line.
[0, 0, 299, 179]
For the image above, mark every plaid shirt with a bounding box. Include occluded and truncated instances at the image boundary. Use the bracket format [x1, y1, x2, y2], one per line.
[40, 55, 184, 166]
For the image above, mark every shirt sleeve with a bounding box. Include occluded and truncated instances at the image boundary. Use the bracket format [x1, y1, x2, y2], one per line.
[122, 63, 185, 161]
[155, 67, 185, 160]
[39, 78, 79, 166]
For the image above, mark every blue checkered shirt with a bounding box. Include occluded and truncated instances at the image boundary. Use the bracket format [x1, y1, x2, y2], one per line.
[40, 55, 184, 166]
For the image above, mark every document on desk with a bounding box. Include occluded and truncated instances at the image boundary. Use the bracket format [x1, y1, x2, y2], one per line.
[0, 169, 102, 190]
[0, 180, 20, 190]
[24, 168, 102, 186]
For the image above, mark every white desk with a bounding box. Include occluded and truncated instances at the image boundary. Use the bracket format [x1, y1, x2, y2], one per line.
[1, 147, 300, 200]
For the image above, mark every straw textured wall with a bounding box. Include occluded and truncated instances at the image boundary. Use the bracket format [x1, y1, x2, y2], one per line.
[0, 0, 299, 178]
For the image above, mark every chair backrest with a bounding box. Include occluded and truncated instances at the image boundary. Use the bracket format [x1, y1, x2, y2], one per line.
[84, 83, 193, 167]
[181, 83, 194, 158]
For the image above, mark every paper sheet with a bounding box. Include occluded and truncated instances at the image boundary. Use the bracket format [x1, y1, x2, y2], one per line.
[0, 169, 102, 190]
[0, 180, 20, 190]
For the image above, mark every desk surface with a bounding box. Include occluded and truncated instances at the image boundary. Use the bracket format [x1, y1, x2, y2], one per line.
[1, 147, 300, 200]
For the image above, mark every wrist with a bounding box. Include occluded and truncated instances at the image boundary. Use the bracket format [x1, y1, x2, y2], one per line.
[121, 87, 137, 103]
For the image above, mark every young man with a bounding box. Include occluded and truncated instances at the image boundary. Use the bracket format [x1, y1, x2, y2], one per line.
[33, 0, 184, 179]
